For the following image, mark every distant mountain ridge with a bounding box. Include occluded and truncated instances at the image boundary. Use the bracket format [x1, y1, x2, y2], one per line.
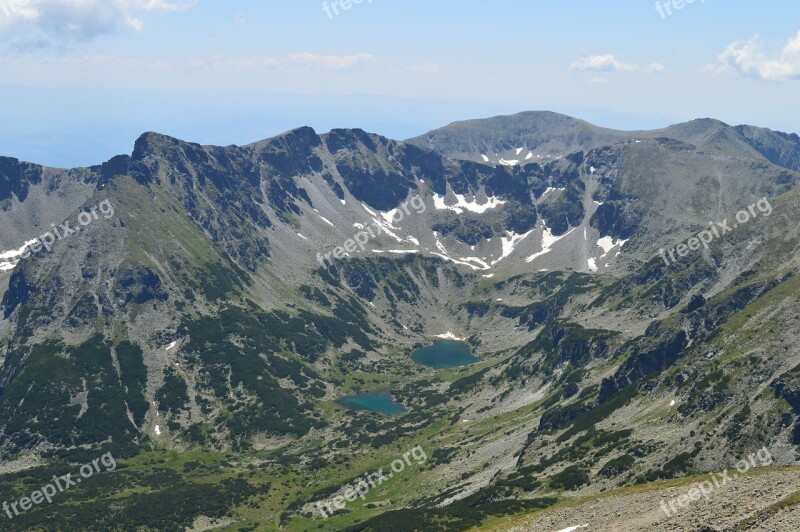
[407, 110, 800, 172]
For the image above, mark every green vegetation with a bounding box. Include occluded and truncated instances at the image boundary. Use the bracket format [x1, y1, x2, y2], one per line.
[549, 465, 590, 490]
[0, 452, 262, 532]
[0, 336, 142, 456]
[116, 341, 149, 426]
[156, 367, 190, 415]
[344, 492, 558, 531]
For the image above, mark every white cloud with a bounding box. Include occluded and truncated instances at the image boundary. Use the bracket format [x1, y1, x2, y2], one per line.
[73, 53, 135, 66]
[287, 52, 374, 71]
[409, 62, 441, 74]
[205, 9, 246, 43]
[188, 52, 375, 73]
[138, 0, 195, 12]
[569, 54, 637, 72]
[227, 56, 279, 70]
[569, 54, 665, 75]
[707, 31, 800, 81]
[0, 0, 197, 49]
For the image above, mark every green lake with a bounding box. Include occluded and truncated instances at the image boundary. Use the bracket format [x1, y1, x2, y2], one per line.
[411, 340, 479, 369]
[336, 389, 406, 416]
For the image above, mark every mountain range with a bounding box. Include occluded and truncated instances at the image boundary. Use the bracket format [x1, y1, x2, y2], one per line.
[1, 111, 799, 531]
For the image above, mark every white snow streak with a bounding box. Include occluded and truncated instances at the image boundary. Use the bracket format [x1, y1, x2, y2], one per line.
[432, 193, 506, 214]
[554, 525, 589, 532]
[0, 239, 38, 271]
[526, 226, 576, 262]
[491, 230, 533, 266]
[435, 332, 465, 340]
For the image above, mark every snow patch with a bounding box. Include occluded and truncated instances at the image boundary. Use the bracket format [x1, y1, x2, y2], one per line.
[433, 193, 506, 214]
[480, 154, 489, 162]
[318, 214, 335, 227]
[458, 256, 492, 269]
[526, 226, 576, 262]
[380, 208, 400, 226]
[297, 233, 309, 240]
[430, 231, 491, 270]
[596, 236, 628, 257]
[154, 425, 161, 436]
[0, 239, 39, 271]
[587, 236, 628, 272]
[491, 230, 533, 266]
[165, 341, 177, 351]
[435, 332, 464, 341]
[555, 525, 589, 532]
[541, 187, 566, 198]
[0, 239, 37, 261]
[369, 215, 404, 243]
[430, 252, 489, 271]
[433, 232, 448, 254]
[498, 159, 519, 166]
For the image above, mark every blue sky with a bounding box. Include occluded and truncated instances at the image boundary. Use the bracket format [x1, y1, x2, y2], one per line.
[1, 0, 799, 167]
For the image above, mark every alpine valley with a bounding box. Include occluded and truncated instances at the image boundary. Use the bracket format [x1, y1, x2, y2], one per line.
[1, 111, 800, 531]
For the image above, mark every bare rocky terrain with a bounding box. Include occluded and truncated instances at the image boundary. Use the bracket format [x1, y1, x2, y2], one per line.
[498, 468, 800, 531]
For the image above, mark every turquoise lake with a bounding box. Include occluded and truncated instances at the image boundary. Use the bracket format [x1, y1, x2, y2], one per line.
[336, 389, 406, 416]
[411, 340, 479, 369]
